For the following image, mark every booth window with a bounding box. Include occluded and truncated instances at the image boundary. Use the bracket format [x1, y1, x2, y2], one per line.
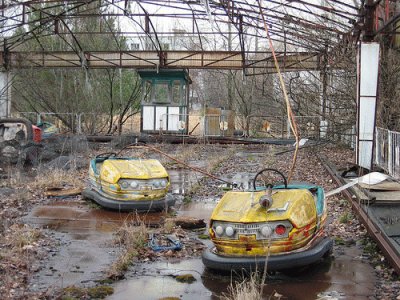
[154, 81, 170, 103]
[142, 80, 152, 103]
[172, 80, 181, 104]
[182, 84, 187, 105]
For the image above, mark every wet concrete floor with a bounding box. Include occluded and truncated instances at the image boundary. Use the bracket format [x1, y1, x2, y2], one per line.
[109, 245, 375, 300]
[26, 158, 377, 299]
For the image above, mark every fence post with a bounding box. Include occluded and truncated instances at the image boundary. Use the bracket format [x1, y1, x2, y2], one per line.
[76, 114, 81, 134]
[392, 131, 396, 177]
[375, 128, 379, 167]
[388, 130, 393, 176]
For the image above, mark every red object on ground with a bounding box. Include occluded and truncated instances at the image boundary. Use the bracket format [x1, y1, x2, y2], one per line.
[31, 125, 42, 143]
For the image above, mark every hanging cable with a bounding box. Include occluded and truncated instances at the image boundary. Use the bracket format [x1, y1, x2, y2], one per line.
[118, 142, 234, 186]
[257, 0, 300, 183]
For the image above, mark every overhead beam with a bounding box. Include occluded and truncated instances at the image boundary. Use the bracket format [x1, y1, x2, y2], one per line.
[0, 50, 330, 72]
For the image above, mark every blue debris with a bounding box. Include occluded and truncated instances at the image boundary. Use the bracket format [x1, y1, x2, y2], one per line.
[148, 234, 182, 252]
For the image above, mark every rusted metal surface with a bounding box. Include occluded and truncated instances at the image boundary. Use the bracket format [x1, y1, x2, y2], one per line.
[0, 50, 324, 71]
[85, 133, 294, 145]
[320, 155, 400, 275]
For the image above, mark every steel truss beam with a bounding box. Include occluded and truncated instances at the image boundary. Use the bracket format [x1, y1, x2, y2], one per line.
[0, 50, 327, 72]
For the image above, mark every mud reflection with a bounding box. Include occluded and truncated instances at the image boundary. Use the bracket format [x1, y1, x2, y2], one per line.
[109, 246, 375, 300]
[169, 169, 201, 195]
[178, 199, 218, 223]
[28, 200, 168, 230]
[26, 201, 171, 290]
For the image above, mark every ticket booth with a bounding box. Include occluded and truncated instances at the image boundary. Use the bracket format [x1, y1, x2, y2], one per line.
[138, 69, 190, 134]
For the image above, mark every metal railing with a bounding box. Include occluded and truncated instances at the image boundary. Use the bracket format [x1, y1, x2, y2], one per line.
[12, 112, 121, 134]
[13, 112, 77, 133]
[157, 113, 233, 137]
[12, 111, 358, 144]
[375, 127, 400, 178]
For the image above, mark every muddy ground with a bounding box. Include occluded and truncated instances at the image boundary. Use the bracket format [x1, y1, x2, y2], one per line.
[0, 140, 399, 299]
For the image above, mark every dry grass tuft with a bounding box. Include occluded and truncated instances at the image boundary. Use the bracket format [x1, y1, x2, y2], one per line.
[114, 217, 148, 249]
[3, 224, 43, 251]
[162, 219, 176, 234]
[31, 168, 84, 190]
[220, 273, 262, 300]
[108, 215, 149, 279]
[109, 249, 138, 276]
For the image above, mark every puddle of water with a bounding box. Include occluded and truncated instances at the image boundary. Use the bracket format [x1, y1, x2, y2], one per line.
[28, 200, 167, 230]
[29, 226, 116, 291]
[25, 159, 376, 298]
[109, 259, 211, 300]
[177, 199, 218, 223]
[26, 201, 169, 290]
[28, 199, 375, 299]
[168, 168, 205, 195]
[109, 246, 376, 300]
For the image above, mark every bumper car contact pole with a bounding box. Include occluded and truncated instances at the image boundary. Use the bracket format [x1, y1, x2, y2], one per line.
[257, 0, 300, 183]
[257, 1, 300, 293]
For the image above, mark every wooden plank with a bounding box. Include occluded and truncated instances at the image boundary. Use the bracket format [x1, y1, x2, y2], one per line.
[359, 181, 400, 191]
[368, 191, 400, 203]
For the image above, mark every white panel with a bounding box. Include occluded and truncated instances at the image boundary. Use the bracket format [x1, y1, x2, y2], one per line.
[142, 106, 154, 130]
[359, 141, 373, 169]
[359, 96, 376, 141]
[168, 107, 180, 131]
[360, 43, 380, 97]
[357, 42, 380, 170]
[0, 72, 10, 118]
[320, 120, 328, 138]
[155, 106, 167, 130]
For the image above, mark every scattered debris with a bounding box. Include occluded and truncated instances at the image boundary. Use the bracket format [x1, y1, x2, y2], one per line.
[149, 233, 182, 252]
[316, 290, 346, 299]
[168, 216, 206, 229]
[44, 187, 82, 198]
[0, 118, 35, 165]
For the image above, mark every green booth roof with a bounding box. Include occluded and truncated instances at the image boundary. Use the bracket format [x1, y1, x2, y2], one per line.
[137, 69, 191, 83]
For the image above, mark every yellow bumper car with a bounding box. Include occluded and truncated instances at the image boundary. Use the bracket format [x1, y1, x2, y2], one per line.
[202, 168, 332, 272]
[82, 152, 174, 211]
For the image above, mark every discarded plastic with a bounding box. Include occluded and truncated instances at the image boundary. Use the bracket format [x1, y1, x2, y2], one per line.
[148, 234, 182, 252]
[326, 172, 390, 197]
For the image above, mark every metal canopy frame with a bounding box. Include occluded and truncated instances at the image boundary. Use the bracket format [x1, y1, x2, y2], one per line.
[0, 0, 363, 71]
[0, 1, 398, 71]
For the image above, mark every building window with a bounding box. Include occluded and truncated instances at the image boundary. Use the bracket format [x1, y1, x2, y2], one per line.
[130, 43, 140, 50]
